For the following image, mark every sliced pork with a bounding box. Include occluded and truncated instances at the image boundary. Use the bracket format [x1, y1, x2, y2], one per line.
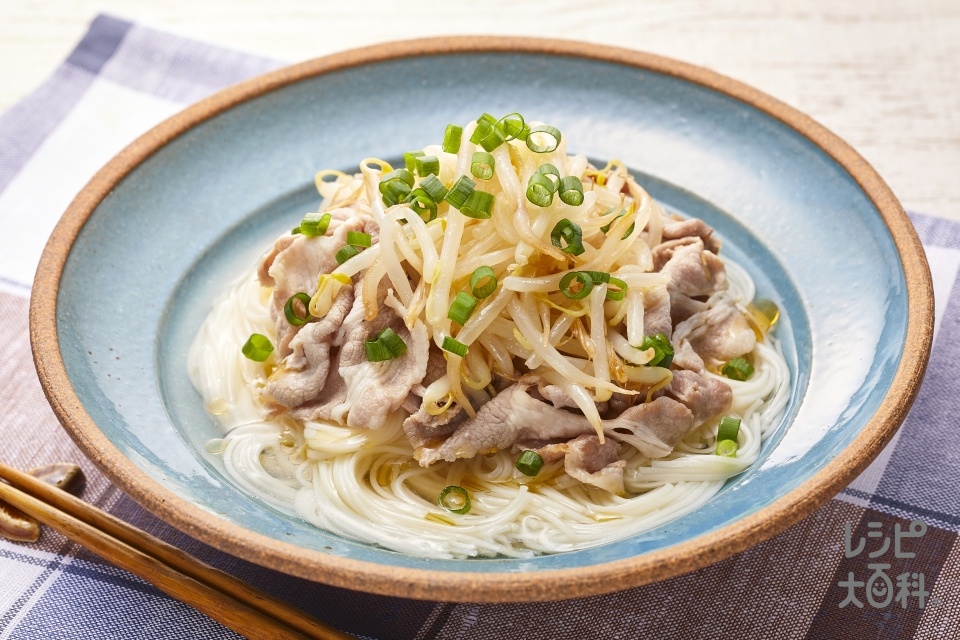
[262, 285, 354, 409]
[536, 435, 626, 494]
[673, 295, 756, 366]
[661, 215, 722, 254]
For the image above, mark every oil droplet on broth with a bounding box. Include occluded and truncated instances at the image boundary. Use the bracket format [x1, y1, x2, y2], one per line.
[205, 397, 228, 415]
[205, 438, 227, 454]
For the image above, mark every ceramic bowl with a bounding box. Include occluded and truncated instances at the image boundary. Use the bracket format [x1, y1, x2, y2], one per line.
[31, 38, 933, 602]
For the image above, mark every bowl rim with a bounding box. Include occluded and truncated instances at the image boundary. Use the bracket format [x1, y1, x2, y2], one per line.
[29, 36, 934, 603]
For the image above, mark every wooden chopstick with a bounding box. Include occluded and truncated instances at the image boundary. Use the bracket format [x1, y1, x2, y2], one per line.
[0, 463, 352, 640]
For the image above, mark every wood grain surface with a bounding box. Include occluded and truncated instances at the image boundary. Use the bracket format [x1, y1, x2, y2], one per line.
[3, 0, 958, 222]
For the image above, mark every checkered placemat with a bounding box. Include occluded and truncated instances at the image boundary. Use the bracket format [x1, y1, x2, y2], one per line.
[1, 15, 958, 640]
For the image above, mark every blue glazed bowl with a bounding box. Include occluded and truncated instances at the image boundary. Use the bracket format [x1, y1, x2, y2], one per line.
[31, 38, 932, 602]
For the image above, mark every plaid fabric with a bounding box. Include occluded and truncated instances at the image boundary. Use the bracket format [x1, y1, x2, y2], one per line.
[1, 14, 958, 640]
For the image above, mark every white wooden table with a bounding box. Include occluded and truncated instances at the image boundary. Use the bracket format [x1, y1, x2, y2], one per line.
[3, 0, 958, 222]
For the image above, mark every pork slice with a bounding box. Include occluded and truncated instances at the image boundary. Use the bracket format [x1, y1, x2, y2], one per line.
[654, 237, 727, 326]
[536, 435, 626, 494]
[661, 216, 722, 254]
[300, 282, 430, 429]
[258, 210, 372, 357]
[643, 286, 673, 339]
[401, 347, 467, 451]
[262, 285, 354, 409]
[673, 296, 756, 365]
[660, 369, 733, 425]
[672, 339, 705, 373]
[604, 397, 695, 458]
[418, 384, 596, 465]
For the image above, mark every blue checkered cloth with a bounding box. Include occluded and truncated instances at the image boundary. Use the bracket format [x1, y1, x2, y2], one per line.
[2, 15, 959, 640]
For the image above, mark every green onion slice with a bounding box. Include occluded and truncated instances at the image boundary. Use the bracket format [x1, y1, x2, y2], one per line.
[460, 189, 495, 219]
[415, 155, 440, 177]
[470, 119, 494, 144]
[550, 219, 585, 256]
[583, 270, 610, 284]
[335, 244, 362, 265]
[442, 336, 469, 357]
[535, 163, 561, 187]
[717, 416, 742, 443]
[403, 150, 424, 172]
[558, 175, 585, 206]
[291, 226, 301, 235]
[471, 152, 495, 180]
[496, 112, 526, 141]
[379, 179, 412, 207]
[516, 450, 544, 477]
[605, 276, 628, 301]
[438, 485, 471, 514]
[469, 266, 497, 299]
[442, 124, 463, 154]
[444, 175, 476, 210]
[405, 188, 438, 222]
[300, 212, 331, 237]
[478, 127, 505, 152]
[716, 439, 738, 457]
[241, 333, 274, 362]
[526, 125, 562, 153]
[722, 357, 755, 381]
[365, 327, 407, 362]
[559, 271, 593, 300]
[448, 291, 478, 325]
[283, 292, 312, 327]
[639, 333, 674, 368]
[419, 174, 448, 201]
[525, 174, 555, 208]
[381, 168, 415, 188]
[346, 231, 372, 248]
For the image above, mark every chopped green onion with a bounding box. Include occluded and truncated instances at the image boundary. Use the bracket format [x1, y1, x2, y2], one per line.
[606, 276, 628, 301]
[583, 270, 610, 284]
[419, 174, 448, 201]
[722, 357, 755, 381]
[403, 150, 424, 172]
[496, 112, 526, 141]
[558, 176, 584, 206]
[716, 439, 738, 457]
[291, 226, 301, 235]
[448, 291, 478, 325]
[471, 152, 495, 180]
[381, 168, 415, 187]
[405, 188, 438, 222]
[469, 266, 497, 299]
[478, 113, 498, 126]
[415, 155, 440, 177]
[460, 189, 494, 219]
[717, 416, 742, 443]
[535, 163, 561, 187]
[241, 334, 274, 362]
[336, 244, 362, 265]
[442, 124, 463, 154]
[365, 327, 407, 362]
[550, 218, 585, 256]
[300, 212, 331, 237]
[444, 175, 476, 210]
[639, 333, 674, 368]
[526, 125, 561, 153]
[470, 119, 494, 144]
[442, 336, 469, 357]
[526, 174, 555, 208]
[438, 485, 471, 514]
[283, 292, 312, 327]
[516, 450, 544, 477]
[346, 231, 371, 248]
[559, 271, 593, 300]
[478, 127, 505, 152]
[379, 179, 412, 207]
